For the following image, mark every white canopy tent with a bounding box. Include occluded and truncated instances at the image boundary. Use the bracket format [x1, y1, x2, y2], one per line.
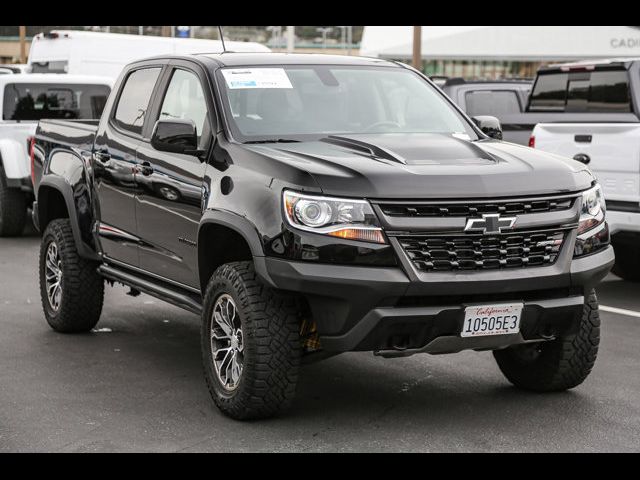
[360, 26, 640, 62]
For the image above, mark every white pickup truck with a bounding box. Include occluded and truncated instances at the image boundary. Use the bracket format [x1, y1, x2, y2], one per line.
[530, 58, 640, 281]
[0, 74, 112, 236]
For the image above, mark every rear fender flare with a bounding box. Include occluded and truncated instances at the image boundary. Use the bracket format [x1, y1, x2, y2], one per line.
[38, 175, 100, 261]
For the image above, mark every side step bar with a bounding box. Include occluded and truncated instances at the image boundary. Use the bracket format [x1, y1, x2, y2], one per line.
[98, 264, 202, 315]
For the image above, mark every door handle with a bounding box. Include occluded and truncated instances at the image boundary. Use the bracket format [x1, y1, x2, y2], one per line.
[94, 150, 111, 163]
[138, 161, 154, 176]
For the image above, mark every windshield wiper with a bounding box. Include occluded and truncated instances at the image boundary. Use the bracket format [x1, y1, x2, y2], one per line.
[243, 139, 300, 144]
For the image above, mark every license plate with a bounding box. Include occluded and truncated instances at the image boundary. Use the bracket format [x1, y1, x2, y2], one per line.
[461, 303, 523, 338]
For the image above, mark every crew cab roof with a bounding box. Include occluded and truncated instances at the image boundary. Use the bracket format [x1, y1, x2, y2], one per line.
[540, 57, 640, 73]
[131, 52, 399, 68]
[0, 73, 114, 88]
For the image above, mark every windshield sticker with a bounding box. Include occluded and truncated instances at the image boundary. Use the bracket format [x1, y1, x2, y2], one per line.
[222, 68, 293, 89]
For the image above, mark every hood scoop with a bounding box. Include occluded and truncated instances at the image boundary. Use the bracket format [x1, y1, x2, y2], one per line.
[321, 135, 407, 164]
[321, 133, 497, 166]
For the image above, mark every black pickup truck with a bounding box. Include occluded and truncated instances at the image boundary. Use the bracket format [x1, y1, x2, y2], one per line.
[32, 53, 614, 420]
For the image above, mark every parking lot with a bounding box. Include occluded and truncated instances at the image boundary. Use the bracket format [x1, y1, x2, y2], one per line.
[0, 228, 638, 453]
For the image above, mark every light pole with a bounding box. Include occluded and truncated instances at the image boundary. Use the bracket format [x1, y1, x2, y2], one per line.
[347, 26, 353, 55]
[412, 26, 423, 71]
[337, 26, 347, 53]
[266, 26, 282, 50]
[286, 26, 295, 53]
[19, 26, 26, 64]
[316, 27, 333, 50]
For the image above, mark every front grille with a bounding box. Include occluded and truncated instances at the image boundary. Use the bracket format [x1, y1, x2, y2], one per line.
[399, 230, 566, 272]
[380, 198, 573, 218]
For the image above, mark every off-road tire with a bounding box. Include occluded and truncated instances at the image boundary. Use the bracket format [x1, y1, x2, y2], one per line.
[611, 243, 640, 282]
[201, 261, 302, 420]
[0, 166, 27, 237]
[39, 219, 104, 332]
[493, 290, 600, 392]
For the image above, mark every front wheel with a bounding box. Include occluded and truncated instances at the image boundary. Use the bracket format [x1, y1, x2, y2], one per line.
[201, 261, 302, 420]
[493, 290, 600, 392]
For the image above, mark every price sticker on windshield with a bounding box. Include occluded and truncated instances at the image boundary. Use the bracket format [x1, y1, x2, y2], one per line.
[222, 68, 293, 89]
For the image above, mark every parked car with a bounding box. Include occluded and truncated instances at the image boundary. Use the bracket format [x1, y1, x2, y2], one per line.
[32, 53, 613, 420]
[530, 58, 640, 281]
[0, 64, 30, 75]
[0, 74, 112, 236]
[28, 30, 270, 80]
[442, 78, 533, 144]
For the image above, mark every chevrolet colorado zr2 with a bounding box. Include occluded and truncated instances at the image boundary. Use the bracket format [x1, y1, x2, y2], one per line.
[31, 53, 614, 419]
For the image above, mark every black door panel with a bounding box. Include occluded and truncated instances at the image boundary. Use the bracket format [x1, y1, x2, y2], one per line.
[93, 131, 141, 266]
[135, 147, 205, 287]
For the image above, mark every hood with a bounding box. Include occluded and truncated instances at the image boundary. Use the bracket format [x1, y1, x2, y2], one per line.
[243, 133, 594, 199]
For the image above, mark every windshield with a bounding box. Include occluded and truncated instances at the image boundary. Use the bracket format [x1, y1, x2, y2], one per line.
[216, 65, 477, 142]
[2, 83, 110, 121]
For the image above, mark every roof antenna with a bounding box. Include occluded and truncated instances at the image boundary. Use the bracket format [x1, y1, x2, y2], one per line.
[218, 26, 227, 53]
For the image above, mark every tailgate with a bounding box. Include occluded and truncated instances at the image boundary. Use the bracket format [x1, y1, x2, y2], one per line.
[533, 123, 640, 205]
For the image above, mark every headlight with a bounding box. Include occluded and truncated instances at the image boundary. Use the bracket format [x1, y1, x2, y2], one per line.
[283, 190, 386, 244]
[577, 184, 606, 234]
[574, 184, 609, 257]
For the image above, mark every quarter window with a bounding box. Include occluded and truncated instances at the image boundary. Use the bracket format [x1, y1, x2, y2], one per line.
[113, 67, 162, 135]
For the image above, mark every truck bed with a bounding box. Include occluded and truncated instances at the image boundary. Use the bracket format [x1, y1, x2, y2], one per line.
[36, 119, 99, 151]
[32, 119, 99, 192]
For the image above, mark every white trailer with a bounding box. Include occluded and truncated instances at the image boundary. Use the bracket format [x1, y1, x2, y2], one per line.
[27, 30, 271, 80]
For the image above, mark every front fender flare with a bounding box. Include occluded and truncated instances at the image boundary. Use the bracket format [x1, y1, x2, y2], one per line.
[198, 210, 277, 288]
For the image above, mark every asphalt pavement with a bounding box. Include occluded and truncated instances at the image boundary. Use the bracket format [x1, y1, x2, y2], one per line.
[1, 228, 639, 452]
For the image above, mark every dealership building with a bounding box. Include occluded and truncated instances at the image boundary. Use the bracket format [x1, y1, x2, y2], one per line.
[360, 26, 640, 78]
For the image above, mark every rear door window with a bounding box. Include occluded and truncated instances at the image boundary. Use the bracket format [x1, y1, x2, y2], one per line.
[465, 90, 522, 116]
[2, 83, 110, 121]
[528, 69, 631, 112]
[113, 67, 162, 135]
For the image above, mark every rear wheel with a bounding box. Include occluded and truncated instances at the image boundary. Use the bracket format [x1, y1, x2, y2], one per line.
[39, 219, 104, 333]
[201, 261, 302, 420]
[493, 290, 600, 392]
[611, 243, 640, 282]
[0, 166, 27, 237]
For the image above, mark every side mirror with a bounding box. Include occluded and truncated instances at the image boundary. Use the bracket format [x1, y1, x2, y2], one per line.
[472, 116, 503, 140]
[151, 119, 200, 156]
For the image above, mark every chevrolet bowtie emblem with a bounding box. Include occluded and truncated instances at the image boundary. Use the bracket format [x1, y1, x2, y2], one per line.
[464, 213, 516, 234]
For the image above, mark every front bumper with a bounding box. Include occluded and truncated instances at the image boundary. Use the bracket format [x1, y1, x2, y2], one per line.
[256, 242, 614, 355]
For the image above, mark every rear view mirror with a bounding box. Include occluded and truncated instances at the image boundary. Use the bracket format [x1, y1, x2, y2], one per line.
[472, 116, 503, 140]
[151, 119, 199, 155]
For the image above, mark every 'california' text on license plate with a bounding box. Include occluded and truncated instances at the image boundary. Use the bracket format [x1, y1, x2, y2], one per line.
[461, 303, 523, 338]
